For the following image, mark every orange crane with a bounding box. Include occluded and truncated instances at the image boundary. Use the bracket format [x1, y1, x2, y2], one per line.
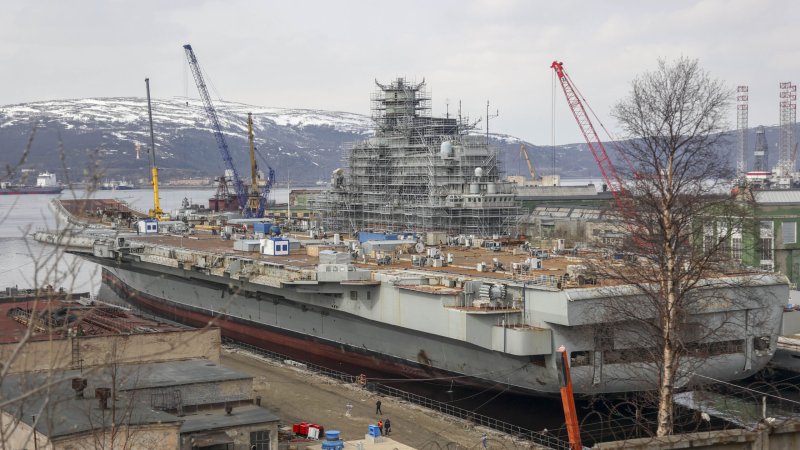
[555, 345, 582, 450]
[551, 61, 633, 223]
[519, 144, 538, 181]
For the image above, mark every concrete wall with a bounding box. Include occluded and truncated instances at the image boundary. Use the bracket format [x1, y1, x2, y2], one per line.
[0, 328, 221, 374]
[1, 410, 53, 450]
[53, 422, 181, 449]
[594, 420, 800, 450]
[130, 378, 252, 410]
[0, 411, 181, 450]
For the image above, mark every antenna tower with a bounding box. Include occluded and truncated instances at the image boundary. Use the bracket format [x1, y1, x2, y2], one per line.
[736, 86, 748, 176]
[779, 82, 796, 175]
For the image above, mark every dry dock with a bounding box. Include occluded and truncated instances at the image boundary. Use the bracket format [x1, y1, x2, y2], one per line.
[220, 348, 545, 449]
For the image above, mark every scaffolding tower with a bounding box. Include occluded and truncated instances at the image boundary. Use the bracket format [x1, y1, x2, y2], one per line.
[736, 85, 748, 176]
[778, 82, 796, 176]
[312, 78, 522, 237]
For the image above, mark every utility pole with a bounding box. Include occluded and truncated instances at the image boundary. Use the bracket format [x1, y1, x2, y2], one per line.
[486, 100, 499, 146]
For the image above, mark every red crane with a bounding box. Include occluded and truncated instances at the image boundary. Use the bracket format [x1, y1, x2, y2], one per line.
[550, 61, 633, 223]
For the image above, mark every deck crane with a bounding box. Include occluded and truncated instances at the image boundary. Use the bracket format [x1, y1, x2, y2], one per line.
[550, 61, 634, 223]
[183, 44, 266, 218]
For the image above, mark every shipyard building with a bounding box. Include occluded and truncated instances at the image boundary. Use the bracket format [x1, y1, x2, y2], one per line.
[312, 78, 522, 237]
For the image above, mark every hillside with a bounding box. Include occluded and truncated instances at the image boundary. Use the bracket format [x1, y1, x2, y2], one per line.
[1, 97, 793, 185]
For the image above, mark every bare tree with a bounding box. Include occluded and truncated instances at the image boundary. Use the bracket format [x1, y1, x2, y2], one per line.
[596, 57, 755, 436]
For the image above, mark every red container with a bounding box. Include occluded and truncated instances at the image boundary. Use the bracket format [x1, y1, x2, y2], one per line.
[292, 423, 300, 434]
[299, 422, 309, 436]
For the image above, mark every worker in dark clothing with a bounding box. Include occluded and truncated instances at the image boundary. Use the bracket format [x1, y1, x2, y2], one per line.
[376, 399, 382, 414]
[384, 418, 391, 436]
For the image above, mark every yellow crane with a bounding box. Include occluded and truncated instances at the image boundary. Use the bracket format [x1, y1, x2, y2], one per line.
[246, 113, 261, 212]
[145, 78, 164, 219]
[519, 144, 537, 180]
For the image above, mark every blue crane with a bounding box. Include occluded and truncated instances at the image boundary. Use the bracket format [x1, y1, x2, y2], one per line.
[183, 44, 270, 218]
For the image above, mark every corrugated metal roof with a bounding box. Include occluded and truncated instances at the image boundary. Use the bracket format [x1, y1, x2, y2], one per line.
[755, 190, 800, 204]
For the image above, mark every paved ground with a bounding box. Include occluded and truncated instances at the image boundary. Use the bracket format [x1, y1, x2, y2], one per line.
[221, 349, 542, 450]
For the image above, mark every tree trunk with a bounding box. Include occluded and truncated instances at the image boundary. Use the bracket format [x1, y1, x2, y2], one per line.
[657, 336, 676, 436]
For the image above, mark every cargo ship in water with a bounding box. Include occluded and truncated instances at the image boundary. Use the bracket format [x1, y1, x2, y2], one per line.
[35, 78, 790, 396]
[0, 171, 62, 195]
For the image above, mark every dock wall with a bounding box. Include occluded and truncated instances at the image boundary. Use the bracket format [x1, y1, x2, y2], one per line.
[594, 420, 800, 450]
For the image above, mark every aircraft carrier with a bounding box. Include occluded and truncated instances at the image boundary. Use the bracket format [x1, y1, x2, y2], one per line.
[34, 77, 790, 396]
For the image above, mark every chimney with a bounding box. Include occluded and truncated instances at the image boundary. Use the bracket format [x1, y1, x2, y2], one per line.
[95, 387, 111, 410]
[71, 378, 87, 399]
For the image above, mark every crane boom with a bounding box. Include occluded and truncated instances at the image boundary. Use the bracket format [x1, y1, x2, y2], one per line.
[145, 78, 164, 219]
[550, 61, 632, 222]
[520, 144, 536, 180]
[183, 44, 251, 216]
[246, 113, 260, 212]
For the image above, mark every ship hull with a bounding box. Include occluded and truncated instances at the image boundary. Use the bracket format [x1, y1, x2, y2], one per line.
[101, 267, 506, 392]
[0, 187, 62, 195]
[90, 256, 786, 397]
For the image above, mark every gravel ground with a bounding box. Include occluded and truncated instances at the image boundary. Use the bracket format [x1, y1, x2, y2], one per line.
[221, 348, 544, 450]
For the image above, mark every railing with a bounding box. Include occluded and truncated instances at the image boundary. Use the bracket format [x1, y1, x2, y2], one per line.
[223, 338, 571, 450]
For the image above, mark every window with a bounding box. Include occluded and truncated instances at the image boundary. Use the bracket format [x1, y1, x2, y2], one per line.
[250, 430, 270, 450]
[350, 290, 358, 300]
[702, 223, 715, 255]
[570, 351, 592, 366]
[761, 221, 774, 262]
[761, 238, 774, 261]
[783, 221, 797, 244]
[753, 336, 771, 352]
[731, 229, 743, 261]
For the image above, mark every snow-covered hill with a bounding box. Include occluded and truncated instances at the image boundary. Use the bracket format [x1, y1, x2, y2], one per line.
[0, 97, 374, 183]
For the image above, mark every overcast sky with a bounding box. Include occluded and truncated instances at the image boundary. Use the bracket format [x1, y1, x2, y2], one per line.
[2, 0, 798, 144]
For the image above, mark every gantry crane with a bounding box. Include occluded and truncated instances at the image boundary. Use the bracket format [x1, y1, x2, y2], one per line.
[519, 144, 537, 180]
[144, 78, 164, 219]
[183, 44, 270, 218]
[550, 61, 633, 223]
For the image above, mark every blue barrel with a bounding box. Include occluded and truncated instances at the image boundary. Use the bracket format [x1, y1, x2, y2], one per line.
[321, 430, 344, 450]
[325, 430, 340, 441]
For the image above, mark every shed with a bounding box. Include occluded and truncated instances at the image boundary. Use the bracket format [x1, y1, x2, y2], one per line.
[137, 219, 158, 235]
[261, 238, 290, 256]
[234, 239, 261, 252]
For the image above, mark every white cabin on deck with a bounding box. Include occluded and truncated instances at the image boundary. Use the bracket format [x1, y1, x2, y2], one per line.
[261, 237, 289, 256]
[137, 219, 159, 235]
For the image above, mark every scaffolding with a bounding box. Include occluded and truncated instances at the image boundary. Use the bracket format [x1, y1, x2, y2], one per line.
[736, 86, 748, 176]
[778, 82, 796, 175]
[312, 78, 522, 237]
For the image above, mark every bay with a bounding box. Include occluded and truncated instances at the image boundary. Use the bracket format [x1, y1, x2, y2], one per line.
[0, 187, 289, 292]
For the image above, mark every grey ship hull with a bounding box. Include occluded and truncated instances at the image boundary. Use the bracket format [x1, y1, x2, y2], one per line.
[101, 266, 540, 393]
[97, 257, 788, 396]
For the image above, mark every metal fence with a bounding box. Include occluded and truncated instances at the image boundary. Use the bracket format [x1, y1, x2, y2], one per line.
[223, 338, 572, 450]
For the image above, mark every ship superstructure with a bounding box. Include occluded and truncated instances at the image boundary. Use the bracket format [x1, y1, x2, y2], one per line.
[312, 78, 521, 236]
